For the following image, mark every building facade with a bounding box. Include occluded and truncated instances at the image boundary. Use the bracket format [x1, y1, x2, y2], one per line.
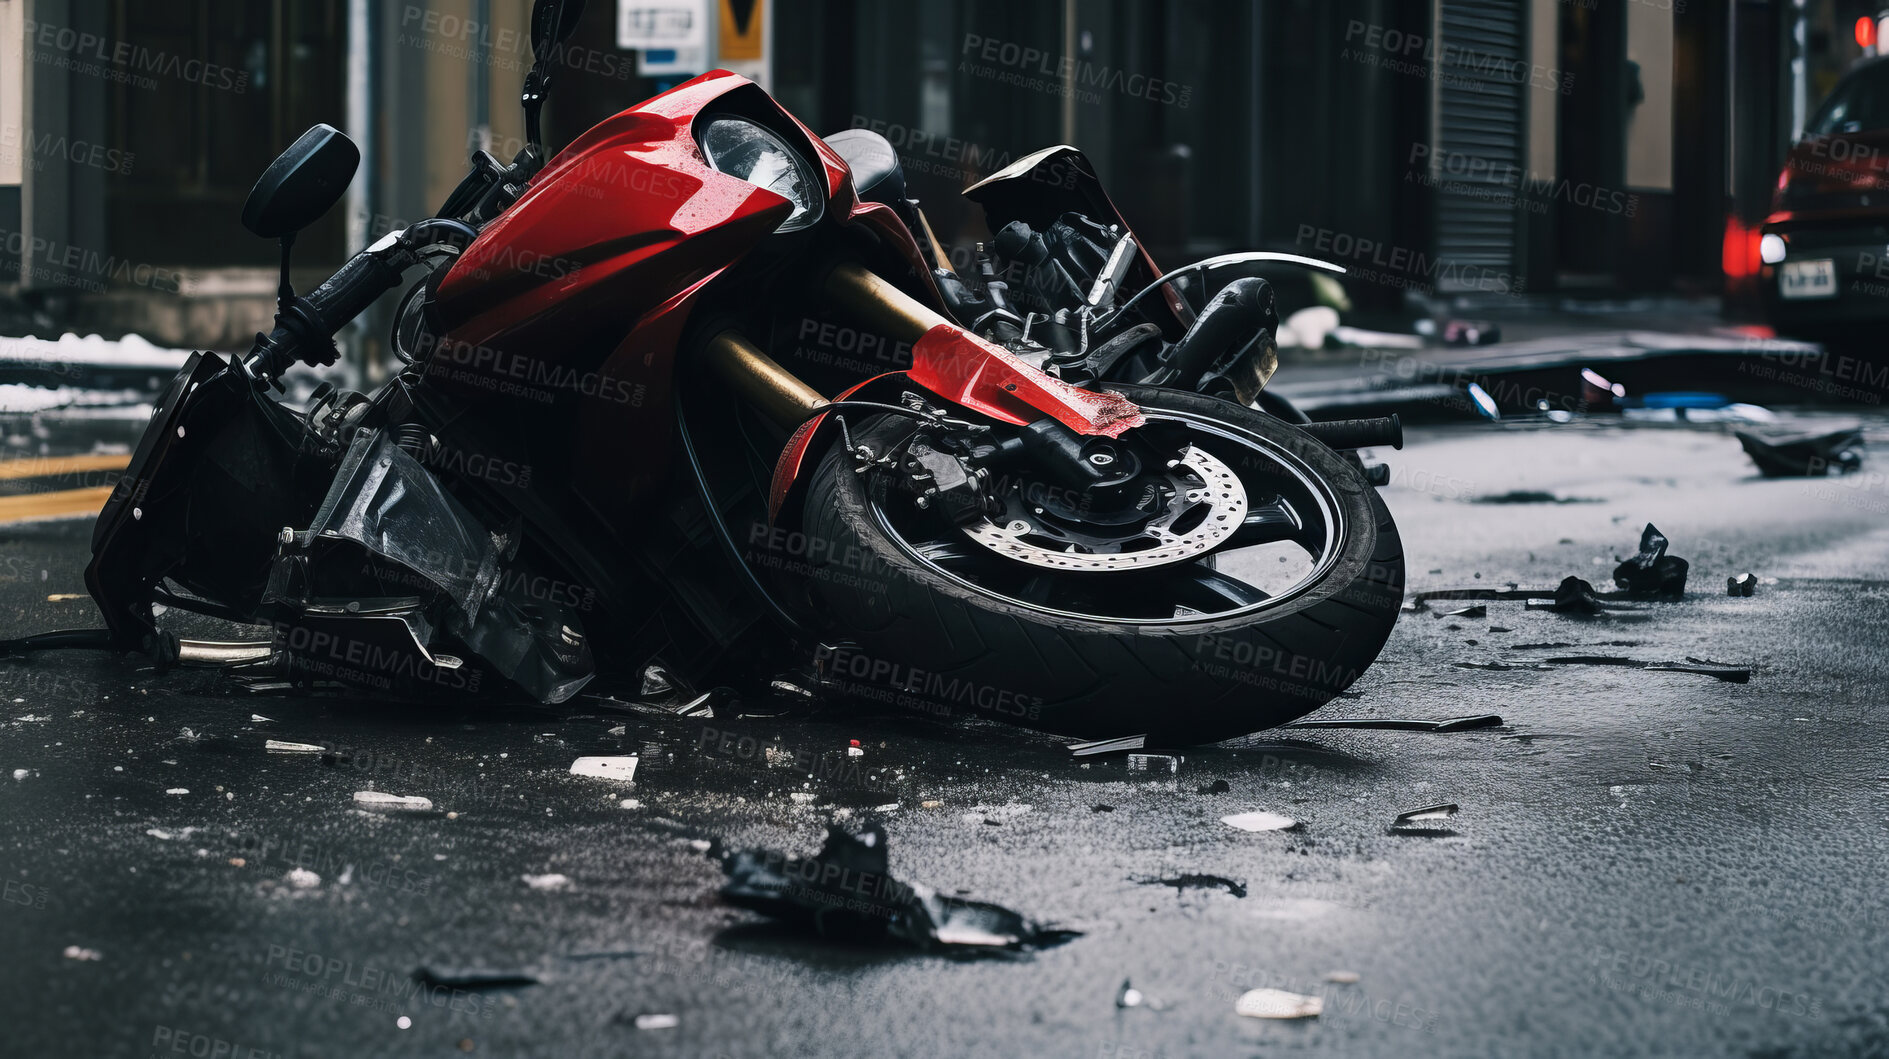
[0, 0, 1862, 358]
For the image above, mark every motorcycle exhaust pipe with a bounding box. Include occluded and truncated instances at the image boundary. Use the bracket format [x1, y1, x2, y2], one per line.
[1300, 415, 1403, 451]
[701, 329, 828, 431]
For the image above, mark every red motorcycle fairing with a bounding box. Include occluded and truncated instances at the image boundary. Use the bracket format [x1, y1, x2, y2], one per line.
[437, 71, 788, 347]
[766, 324, 1146, 520]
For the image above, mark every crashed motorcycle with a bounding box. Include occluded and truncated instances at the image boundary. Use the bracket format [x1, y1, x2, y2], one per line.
[76, 0, 1405, 743]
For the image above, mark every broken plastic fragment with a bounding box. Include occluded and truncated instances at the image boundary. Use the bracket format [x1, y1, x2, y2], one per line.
[1325, 970, 1361, 984]
[569, 756, 638, 782]
[412, 967, 539, 989]
[284, 868, 321, 889]
[1390, 804, 1460, 836]
[62, 945, 103, 962]
[1394, 803, 1457, 825]
[1235, 987, 1323, 1019]
[1285, 714, 1501, 733]
[1552, 576, 1606, 614]
[1148, 873, 1247, 898]
[1728, 573, 1756, 597]
[1126, 753, 1180, 773]
[522, 873, 571, 892]
[1440, 604, 1487, 618]
[164, 788, 189, 796]
[265, 739, 326, 754]
[353, 791, 434, 813]
[717, 824, 1078, 953]
[1221, 811, 1299, 833]
[1612, 523, 1688, 599]
[1068, 734, 1147, 756]
[631, 1014, 679, 1031]
[1735, 427, 1863, 477]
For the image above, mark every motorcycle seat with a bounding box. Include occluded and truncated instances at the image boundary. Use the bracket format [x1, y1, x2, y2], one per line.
[823, 128, 907, 208]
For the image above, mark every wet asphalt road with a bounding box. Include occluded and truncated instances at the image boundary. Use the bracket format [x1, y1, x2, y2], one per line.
[3, 411, 1889, 1058]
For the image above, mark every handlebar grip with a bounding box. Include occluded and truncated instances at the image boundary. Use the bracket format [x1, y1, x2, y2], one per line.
[1300, 415, 1404, 452]
[302, 250, 406, 335]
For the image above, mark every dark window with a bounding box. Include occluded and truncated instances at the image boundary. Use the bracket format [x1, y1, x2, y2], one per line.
[105, 1, 347, 269]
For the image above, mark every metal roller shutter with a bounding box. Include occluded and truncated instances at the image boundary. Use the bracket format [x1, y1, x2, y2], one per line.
[1434, 0, 1525, 292]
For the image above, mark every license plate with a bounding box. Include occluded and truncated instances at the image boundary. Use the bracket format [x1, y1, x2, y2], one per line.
[1780, 258, 1837, 300]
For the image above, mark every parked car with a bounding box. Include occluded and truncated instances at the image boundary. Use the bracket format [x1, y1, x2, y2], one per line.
[1761, 56, 1889, 339]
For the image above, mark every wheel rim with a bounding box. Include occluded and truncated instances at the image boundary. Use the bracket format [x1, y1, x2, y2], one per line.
[866, 408, 1351, 626]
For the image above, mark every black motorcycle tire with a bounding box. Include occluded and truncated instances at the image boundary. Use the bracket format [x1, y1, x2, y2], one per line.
[793, 384, 1404, 744]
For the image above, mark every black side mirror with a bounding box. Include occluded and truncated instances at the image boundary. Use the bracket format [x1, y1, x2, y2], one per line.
[530, 0, 587, 58]
[241, 124, 360, 239]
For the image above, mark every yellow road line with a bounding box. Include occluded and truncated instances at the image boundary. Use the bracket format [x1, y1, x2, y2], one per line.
[0, 454, 131, 479]
[0, 485, 115, 522]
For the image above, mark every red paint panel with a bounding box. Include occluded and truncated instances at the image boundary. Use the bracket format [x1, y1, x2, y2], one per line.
[908, 324, 1144, 437]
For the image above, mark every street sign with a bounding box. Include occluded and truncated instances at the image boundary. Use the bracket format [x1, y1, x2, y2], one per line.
[617, 0, 708, 51]
[718, 0, 764, 62]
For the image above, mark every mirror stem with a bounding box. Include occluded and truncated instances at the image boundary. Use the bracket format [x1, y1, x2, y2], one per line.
[522, 65, 548, 154]
[275, 232, 297, 312]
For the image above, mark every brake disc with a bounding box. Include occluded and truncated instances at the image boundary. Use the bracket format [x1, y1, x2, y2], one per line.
[960, 445, 1249, 571]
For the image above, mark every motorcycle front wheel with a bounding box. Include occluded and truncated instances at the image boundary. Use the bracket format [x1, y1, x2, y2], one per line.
[788, 384, 1404, 744]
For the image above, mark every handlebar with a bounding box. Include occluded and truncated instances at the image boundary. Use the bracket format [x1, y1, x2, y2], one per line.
[246, 218, 475, 383]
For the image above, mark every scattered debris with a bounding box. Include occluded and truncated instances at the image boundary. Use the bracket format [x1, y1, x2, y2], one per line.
[629, 1014, 680, 1031]
[11, 769, 27, 781]
[1325, 970, 1361, 984]
[145, 827, 200, 841]
[1146, 873, 1247, 898]
[1439, 604, 1487, 618]
[1126, 753, 1180, 774]
[1471, 491, 1594, 505]
[1390, 804, 1459, 836]
[1091, 804, 1115, 812]
[1112, 978, 1168, 1010]
[45, 593, 85, 602]
[1442, 319, 1500, 346]
[1285, 714, 1502, 733]
[250, 714, 274, 723]
[718, 824, 1079, 953]
[1235, 987, 1323, 1019]
[569, 756, 638, 782]
[1645, 659, 1751, 683]
[164, 788, 189, 796]
[1612, 524, 1688, 599]
[1728, 573, 1756, 597]
[1198, 779, 1231, 794]
[264, 739, 326, 754]
[62, 945, 103, 962]
[353, 791, 435, 813]
[1068, 734, 1146, 757]
[1551, 576, 1606, 614]
[1538, 656, 1750, 683]
[1221, 811, 1299, 833]
[284, 868, 321, 889]
[412, 967, 539, 989]
[1735, 427, 1863, 477]
[522, 873, 572, 892]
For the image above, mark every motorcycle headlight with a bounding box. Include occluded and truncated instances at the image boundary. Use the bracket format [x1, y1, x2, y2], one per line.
[699, 117, 824, 233]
